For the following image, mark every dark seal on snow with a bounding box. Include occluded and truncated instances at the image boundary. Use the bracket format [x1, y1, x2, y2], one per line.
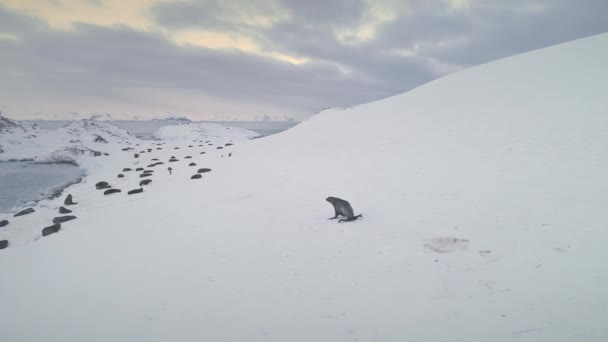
[140, 173, 152, 178]
[59, 206, 72, 214]
[128, 188, 144, 195]
[191, 174, 202, 179]
[104, 189, 122, 195]
[0, 240, 8, 249]
[134, 153, 139, 158]
[189, 162, 196, 166]
[139, 179, 152, 186]
[42, 223, 61, 237]
[136, 167, 144, 171]
[118, 174, 125, 178]
[95, 181, 109, 189]
[185, 156, 192, 159]
[0, 219, 9, 228]
[65, 194, 77, 205]
[14, 208, 35, 217]
[197, 168, 212, 173]
[123, 168, 132, 172]
[326, 197, 362, 223]
[53, 215, 77, 224]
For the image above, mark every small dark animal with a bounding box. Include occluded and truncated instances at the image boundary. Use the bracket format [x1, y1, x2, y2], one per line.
[104, 189, 121, 195]
[185, 156, 192, 159]
[197, 168, 212, 173]
[139, 173, 152, 178]
[42, 223, 61, 236]
[191, 174, 202, 179]
[168, 167, 173, 175]
[95, 181, 109, 189]
[229, 153, 232, 157]
[59, 207, 72, 214]
[128, 188, 144, 195]
[136, 167, 144, 171]
[0, 240, 8, 249]
[189, 162, 196, 166]
[53, 215, 77, 224]
[123, 168, 132, 172]
[65, 194, 77, 205]
[326, 197, 362, 223]
[118, 174, 124, 178]
[134, 153, 139, 158]
[14, 208, 35, 217]
[140, 179, 152, 186]
[0, 219, 8, 228]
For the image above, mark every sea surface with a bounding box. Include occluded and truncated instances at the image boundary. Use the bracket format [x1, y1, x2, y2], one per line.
[0, 120, 298, 213]
[0, 162, 85, 213]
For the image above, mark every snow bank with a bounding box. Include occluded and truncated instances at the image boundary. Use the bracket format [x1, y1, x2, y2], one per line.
[154, 121, 260, 141]
[1, 33, 608, 342]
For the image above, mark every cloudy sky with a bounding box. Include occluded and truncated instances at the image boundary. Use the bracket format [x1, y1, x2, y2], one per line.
[0, 0, 606, 120]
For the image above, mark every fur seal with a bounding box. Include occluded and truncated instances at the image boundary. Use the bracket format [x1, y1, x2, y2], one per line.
[326, 197, 362, 223]
[65, 194, 77, 205]
[128, 188, 144, 195]
[104, 189, 121, 195]
[139, 179, 152, 186]
[59, 206, 72, 214]
[42, 223, 61, 236]
[14, 208, 35, 217]
[53, 215, 77, 224]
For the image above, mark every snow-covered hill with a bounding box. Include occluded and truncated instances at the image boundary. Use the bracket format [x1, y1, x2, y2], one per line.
[1, 33, 608, 342]
[154, 121, 261, 141]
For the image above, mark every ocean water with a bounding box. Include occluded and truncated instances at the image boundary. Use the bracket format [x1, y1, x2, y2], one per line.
[0, 121, 298, 213]
[0, 162, 84, 213]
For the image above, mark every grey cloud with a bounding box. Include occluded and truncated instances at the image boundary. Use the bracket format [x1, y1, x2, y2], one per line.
[0, 10, 397, 118]
[0, 5, 47, 35]
[2, 1, 608, 119]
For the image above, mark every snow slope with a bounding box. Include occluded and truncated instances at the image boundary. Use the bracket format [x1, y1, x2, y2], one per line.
[154, 121, 261, 141]
[1, 33, 608, 342]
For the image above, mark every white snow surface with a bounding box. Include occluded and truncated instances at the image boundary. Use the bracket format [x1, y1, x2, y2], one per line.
[153, 121, 261, 141]
[1, 33, 608, 341]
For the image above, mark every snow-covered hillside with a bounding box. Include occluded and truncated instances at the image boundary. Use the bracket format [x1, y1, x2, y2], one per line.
[154, 121, 261, 141]
[0, 118, 132, 164]
[1, 33, 608, 342]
